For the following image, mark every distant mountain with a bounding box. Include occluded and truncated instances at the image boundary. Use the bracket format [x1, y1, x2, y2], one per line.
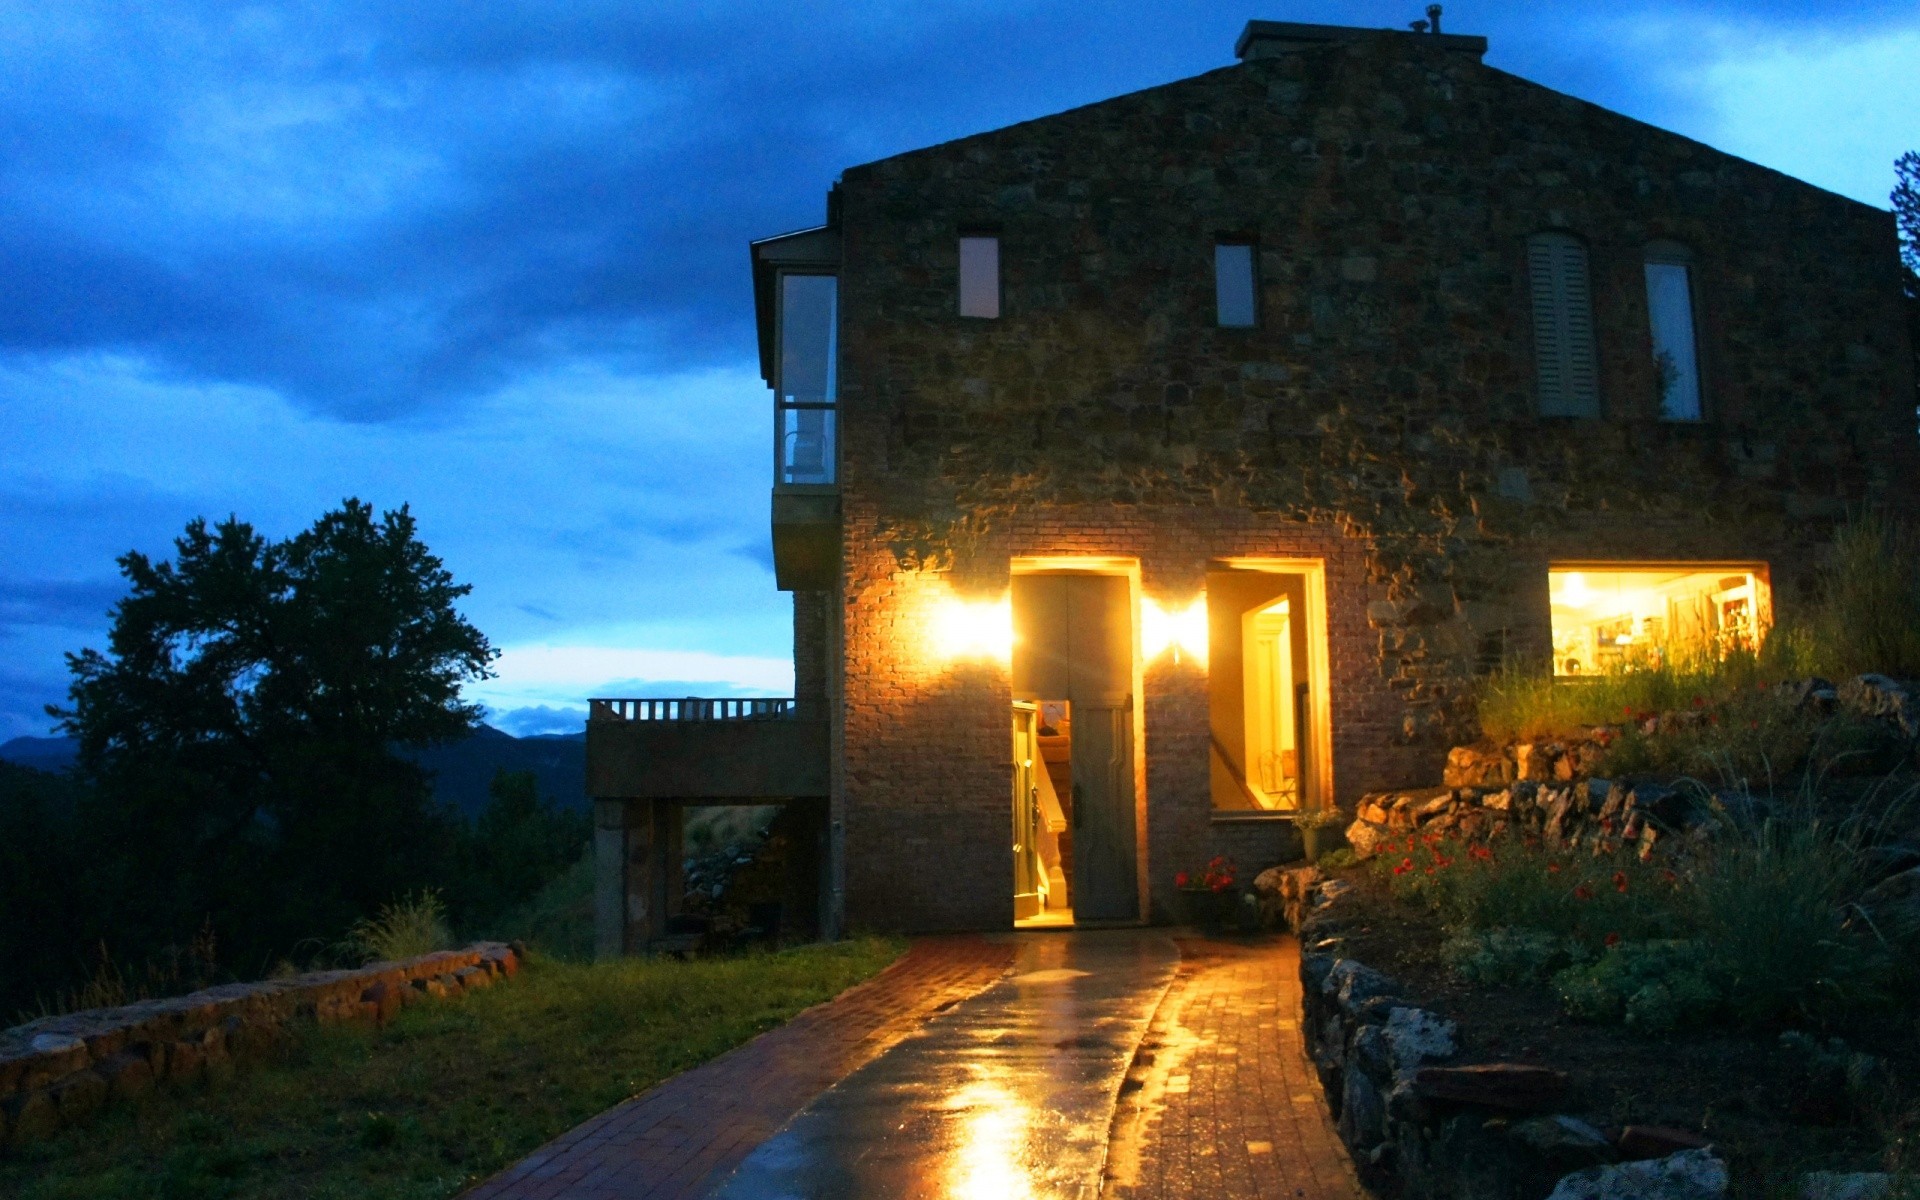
[411, 725, 588, 819]
[0, 735, 77, 773]
[0, 726, 586, 820]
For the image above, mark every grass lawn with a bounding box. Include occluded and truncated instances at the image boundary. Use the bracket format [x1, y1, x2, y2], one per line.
[1, 938, 904, 1200]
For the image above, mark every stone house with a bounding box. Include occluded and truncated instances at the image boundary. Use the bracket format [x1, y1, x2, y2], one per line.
[587, 18, 1917, 952]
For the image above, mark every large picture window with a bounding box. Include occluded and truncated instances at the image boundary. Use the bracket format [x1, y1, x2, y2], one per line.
[1528, 232, 1600, 417]
[1549, 565, 1770, 676]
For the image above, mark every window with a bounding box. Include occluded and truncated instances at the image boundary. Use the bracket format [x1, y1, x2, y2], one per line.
[1644, 243, 1702, 421]
[1215, 241, 1257, 327]
[777, 273, 837, 485]
[958, 235, 1000, 318]
[1527, 232, 1600, 417]
[1204, 565, 1331, 815]
[1548, 565, 1770, 676]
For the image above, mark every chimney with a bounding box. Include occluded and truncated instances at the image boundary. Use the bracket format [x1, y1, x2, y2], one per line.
[1234, 18, 1486, 61]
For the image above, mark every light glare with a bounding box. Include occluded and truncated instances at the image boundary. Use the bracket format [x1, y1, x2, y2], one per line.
[1142, 596, 1208, 666]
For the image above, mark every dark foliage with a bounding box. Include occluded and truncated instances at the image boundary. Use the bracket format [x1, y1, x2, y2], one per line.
[451, 769, 592, 930]
[9, 500, 509, 1014]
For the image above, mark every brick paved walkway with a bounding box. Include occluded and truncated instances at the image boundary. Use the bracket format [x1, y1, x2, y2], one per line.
[1103, 935, 1364, 1200]
[462, 935, 1014, 1200]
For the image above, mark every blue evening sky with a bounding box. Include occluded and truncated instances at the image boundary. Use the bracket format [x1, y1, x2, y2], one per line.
[2, 1, 1915, 739]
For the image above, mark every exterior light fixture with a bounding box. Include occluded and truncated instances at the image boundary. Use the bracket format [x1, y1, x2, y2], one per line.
[934, 595, 1014, 663]
[1142, 597, 1209, 666]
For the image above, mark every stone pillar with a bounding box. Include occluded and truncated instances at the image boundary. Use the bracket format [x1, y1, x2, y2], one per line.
[592, 799, 685, 959]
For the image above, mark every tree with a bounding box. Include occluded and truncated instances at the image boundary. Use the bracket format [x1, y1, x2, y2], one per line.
[53, 499, 497, 963]
[1896, 151, 1919, 428]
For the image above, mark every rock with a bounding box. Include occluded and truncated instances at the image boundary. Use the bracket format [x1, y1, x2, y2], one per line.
[1358, 795, 1392, 825]
[1627, 782, 1692, 830]
[1481, 788, 1513, 812]
[1345, 819, 1389, 859]
[1324, 960, 1402, 1013]
[1858, 865, 1920, 934]
[167, 1039, 204, 1084]
[1384, 1007, 1457, 1079]
[1339, 1067, 1386, 1149]
[96, 1052, 155, 1103]
[3, 1088, 60, 1145]
[50, 1069, 108, 1124]
[1546, 1148, 1728, 1200]
[1839, 675, 1918, 739]
[1800, 1172, 1895, 1200]
[1350, 1024, 1392, 1078]
[455, 966, 490, 990]
[1619, 1125, 1711, 1159]
[1445, 744, 1515, 789]
[1510, 1115, 1617, 1167]
[1517, 743, 1564, 782]
[1414, 1063, 1570, 1111]
[1254, 864, 1322, 930]
[362, 981, 404, 1024]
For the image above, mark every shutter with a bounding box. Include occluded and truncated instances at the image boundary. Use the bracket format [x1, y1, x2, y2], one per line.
[1528, 233, 1600, 417]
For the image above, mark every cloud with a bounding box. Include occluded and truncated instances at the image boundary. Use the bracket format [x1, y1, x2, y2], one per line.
[0, 579, 125, 631]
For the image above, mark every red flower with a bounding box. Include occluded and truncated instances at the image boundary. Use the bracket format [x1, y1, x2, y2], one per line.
[1612, 871, 1629, 894]
[1691, 695, 1704, 708]
[1211, 880, 1229, 893]
[1604, 932, 1621, 948]
[1175, 871, 1190, 888]
[1393, 863, 1410, 876]
[1662, 868, 1680, 885]
[1401, 857, 1414, 870]
[1548, 862, 1562, 874]
[1574, 885, 1594, 901]
[1622, 705, 1634, 717]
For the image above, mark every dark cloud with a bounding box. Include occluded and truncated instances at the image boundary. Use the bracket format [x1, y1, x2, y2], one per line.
[8, 0, 1901, 421]
[0, 579, 125, 632]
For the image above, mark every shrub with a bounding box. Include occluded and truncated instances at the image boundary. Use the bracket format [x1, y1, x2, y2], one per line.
[1553, 940, 1720, 1031]
[1794, 514, 1920, 679]
[1443, 928, 1589, 985]
[336, 890, 452, 965]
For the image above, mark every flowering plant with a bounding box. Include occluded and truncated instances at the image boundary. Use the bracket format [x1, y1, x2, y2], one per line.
[1176, 856, 1237, 893]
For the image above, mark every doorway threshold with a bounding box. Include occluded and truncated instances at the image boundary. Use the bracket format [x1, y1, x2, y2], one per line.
[1015, 908, 1076, 930]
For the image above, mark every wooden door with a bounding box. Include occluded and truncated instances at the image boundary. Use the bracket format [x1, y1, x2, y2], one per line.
[1011, 572, 1137, 922]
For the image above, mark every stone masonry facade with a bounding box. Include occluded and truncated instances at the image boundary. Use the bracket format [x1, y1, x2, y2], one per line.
[808, 28, 1916, 933]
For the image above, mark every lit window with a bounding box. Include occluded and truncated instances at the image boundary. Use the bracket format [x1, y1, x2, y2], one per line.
[1644, 244, 1702, 421]
[1527, 232, 1600, 417]
[777, 273, 837, 485]
[1215, 242, 1256, 327]
[958, 235, 1000, 319]
[1548, 566, 1769, 676]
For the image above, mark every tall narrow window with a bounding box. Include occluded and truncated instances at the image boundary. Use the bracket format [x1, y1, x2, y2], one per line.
[777, 273, 837, 485]
[1215, 241, 1257, 327]
[1527, 232, 1600, 417]
[1644, 244, 1702, 421]
[958, 235, 1000, 318]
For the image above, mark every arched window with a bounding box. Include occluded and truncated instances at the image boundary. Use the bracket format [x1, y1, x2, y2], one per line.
[1527, 232, 1600, 417]
[1644, 241, 1702, 421]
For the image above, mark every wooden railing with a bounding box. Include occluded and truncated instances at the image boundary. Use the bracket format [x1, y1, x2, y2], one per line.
[589, 697, 798, 723]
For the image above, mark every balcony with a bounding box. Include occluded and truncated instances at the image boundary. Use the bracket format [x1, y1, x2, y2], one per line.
[753, 224, 842, 593]
[585, 697, 829, 802]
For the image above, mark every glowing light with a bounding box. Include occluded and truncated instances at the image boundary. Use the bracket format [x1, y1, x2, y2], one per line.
[946, 1079, 1035, 1200]
[1555, 571, 1591, 607]
[1142, 596, 1209, 666]
[935, 594, 1014, 663]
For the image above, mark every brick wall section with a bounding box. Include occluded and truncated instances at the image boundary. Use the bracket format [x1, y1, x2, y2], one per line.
[0, 942, 519, 1145]
[824, 33, 1918, 931]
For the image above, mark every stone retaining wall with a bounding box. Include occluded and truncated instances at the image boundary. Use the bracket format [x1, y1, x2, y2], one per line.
[1285, 872, 1732, 1199]
[0, 941, 521, 1146]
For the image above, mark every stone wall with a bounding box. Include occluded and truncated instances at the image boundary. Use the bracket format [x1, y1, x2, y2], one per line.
[823, 29, 1917, 930]
[0, 941, 520, 1146]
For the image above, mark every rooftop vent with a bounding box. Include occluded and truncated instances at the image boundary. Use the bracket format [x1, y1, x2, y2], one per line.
[1234, 14, 1487, 61]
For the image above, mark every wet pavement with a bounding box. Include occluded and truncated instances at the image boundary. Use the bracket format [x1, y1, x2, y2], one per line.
[714, 930, 1180, 1200]
[465, 931, 1364, 1200]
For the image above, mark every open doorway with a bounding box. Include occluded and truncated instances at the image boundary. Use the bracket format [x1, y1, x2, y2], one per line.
[1010, 568, 1139, 926]
[1012, 701, 1073, 927]
[1207, 563, 1333, 815]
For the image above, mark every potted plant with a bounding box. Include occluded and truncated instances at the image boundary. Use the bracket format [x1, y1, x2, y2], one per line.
[1294, 806, 1345, 864]
[1174, 857, 1239, 932]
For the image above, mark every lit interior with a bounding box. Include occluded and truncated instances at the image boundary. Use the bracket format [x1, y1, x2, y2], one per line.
[1549, 565, 1768, 676]
[1208, 569, 1312, 812]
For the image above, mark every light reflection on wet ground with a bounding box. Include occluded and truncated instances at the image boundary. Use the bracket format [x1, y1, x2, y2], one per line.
[714, 930, 1179, 1200]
